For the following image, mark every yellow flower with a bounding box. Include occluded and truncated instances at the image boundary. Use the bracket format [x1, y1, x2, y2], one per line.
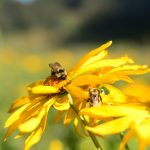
[4, 41, 150, 150]
[71, 46, 150, 148]
[66, 46, 150, 149]
[4, 81, 70, 150]
[49, 139, 64, 150]
[119, 82, 150, 150]
[4, 41, 113, 150]
[80, 82, 150, 150]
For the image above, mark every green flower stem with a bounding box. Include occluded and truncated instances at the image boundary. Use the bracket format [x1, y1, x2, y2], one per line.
[68, 94, 103, 150]
[119, 132, 130, 150]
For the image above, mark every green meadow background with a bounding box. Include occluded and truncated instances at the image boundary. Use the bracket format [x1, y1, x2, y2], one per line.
[0, 0, 150, 150]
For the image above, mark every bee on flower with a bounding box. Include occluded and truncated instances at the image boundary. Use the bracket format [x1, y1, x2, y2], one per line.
[4, 41, 150, 150]
[79, 82, 150, 150]
[88, 88, 102, 107]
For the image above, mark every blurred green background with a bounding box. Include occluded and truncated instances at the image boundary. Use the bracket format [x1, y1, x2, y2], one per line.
[0, 0, 150, 150]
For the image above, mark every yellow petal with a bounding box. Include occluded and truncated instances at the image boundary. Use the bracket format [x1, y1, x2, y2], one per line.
[74, 118, 86, 137]
[134, 118, 150, 144]
[28, 85, 59, 94]
[101, 74, 134, 84]
[43, 98, 55, 107]
[86, 117, 132, 135]
[75, 99, 87, 110]
[106, 65, 149, 76]
[14, 132, 25, 139]
[5, 104, 29, 128]
[74, 56, 134, 77]
[70, 41, 112, 75]
[8, 97, 30, 113]
[119, 130, 133, 150]
[123, 82, 150, 102]
[139, 142, 146, 150]
[80, 105, 148, 119]
[53, 98, 70, 111]
[65, 84, 88, 99]
[54, 111, 64, 123]
[64, 109, 75, 126]
[102, 65, 149, 84]
[102, 84, 127, 103]
[4, 97, 48, 140]
[18, 109, 46, 133]
[24, 106, 50, 150]
[81, 50, 108, 68]
[24, 128, 43, 150]
[71, 74, 102, 86]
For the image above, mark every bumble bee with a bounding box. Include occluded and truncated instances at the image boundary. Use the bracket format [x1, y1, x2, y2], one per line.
[49, 62, 67, 80]
[88, 88, 102, 107]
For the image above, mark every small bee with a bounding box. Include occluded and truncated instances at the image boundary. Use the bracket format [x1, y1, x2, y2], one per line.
[88, 88, 102, 107]
[49, 62, 67, 80]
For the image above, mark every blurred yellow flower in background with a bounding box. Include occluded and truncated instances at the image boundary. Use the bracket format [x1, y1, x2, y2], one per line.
[21, 55, 44, 73]
[49, 139, 64, 150]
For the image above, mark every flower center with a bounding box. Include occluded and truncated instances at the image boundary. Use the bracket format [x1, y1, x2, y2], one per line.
[44, 62, 70, 93]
